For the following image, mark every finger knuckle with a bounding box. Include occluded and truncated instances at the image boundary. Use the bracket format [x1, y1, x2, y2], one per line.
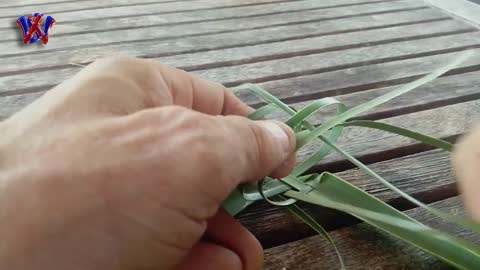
[85, 57, 170, 106]
[184, 114, 227, 165]
[186, 117, 219, 155]
[90, 57, 161, 84]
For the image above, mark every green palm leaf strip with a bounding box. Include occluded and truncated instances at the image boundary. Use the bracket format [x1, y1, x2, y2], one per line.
[339, 120, 453, 151]
[285, 173, 480, 270]
[286, 202, 345, 270]
[248, 104, 279, 120]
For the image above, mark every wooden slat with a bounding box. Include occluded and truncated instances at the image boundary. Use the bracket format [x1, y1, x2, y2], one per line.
[0, 8, 448, 74]
[238, 100, 479, 246]
[1, 32, 478, 97]
[0, 0, 285, 18]
[0, 0, 427, 56]
[264, 197, 478, 270]
[0, 0, 381, 35]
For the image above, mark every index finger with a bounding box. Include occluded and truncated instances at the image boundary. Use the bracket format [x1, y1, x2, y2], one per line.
[154, 62, 255, 116]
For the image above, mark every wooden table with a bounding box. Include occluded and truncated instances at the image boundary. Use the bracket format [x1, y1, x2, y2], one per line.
[1, 0, 480, 269]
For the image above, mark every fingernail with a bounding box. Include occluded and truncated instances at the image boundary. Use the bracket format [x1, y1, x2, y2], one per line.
[258, 121, 291, 159]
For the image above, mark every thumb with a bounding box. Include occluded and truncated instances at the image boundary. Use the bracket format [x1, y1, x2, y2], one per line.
[218, 115, 296, 184]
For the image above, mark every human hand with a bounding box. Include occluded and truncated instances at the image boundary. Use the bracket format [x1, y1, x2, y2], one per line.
[453, 127, 480, 221]
[0, 57, 296, 270]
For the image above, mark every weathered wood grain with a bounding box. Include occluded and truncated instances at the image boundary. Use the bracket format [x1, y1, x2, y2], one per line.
[194, 32, 480, 87]
[157, 19, 474, 71]
[2, 32, 478, 97]
[264, 197, 477, 270]
[0, 0, 383, 35]
[240, 149, 458, 247]
[0, 0, 427, 56]
[238, 50, 480, 106]
[0, 9, 448, 74]
[0, 0, 156, 8]
[0, 0, 286, 18]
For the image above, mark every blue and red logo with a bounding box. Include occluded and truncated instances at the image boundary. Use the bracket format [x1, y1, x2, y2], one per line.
[16, 13, 56, 45]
